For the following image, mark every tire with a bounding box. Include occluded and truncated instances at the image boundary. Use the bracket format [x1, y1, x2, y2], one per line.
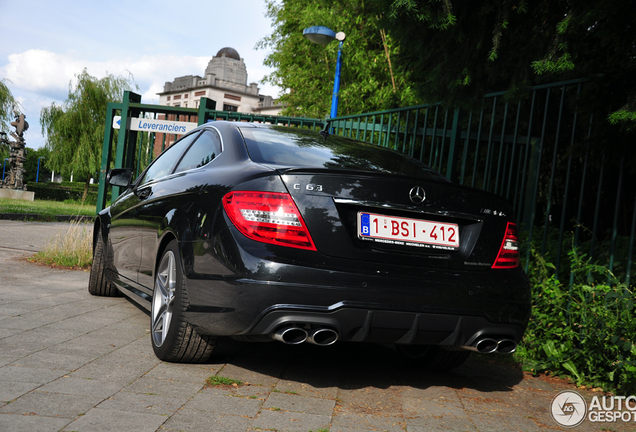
[151, 240, 217, 363]
[396, 345, 471, 371]
[88, 226, 120, 297]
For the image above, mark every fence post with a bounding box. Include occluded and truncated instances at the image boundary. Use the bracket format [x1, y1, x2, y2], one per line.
[445, 109, 462, 182]
[626, 196, 636, 287]
[112, 91, 142, 201]
[522, 136, 542, 272]
[96, 102, 119, 213]
[197, 97, 217, 125]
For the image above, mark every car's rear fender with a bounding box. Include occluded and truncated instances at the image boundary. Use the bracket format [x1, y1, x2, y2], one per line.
[152, 207, 192, 281]
[92, 209, 111, 251]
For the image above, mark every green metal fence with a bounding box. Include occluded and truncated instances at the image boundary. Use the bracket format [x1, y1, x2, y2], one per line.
[99, 86, 635, 286]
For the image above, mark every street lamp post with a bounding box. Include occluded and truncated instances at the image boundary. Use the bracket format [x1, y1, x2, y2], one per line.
[36, 157, 45, 183]
[303, 26, 346, 119]
[2, 158, 8, 181]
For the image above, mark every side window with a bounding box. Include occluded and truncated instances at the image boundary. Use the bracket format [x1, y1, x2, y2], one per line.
[174, 130, 222, 173]
[140, 131, 201, 185]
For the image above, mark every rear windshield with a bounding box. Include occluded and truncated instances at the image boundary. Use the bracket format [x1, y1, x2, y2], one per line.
[239, 126, 447, 181]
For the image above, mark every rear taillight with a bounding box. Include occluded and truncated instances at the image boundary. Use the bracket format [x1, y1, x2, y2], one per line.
[492, 222, 519, 269]
[223, 191, 316, 251]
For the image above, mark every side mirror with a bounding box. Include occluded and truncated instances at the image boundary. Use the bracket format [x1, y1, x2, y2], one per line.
[106, 168, 133, 188]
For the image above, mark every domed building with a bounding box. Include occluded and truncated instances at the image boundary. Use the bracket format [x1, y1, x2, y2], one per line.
[158, 47, 281, 115]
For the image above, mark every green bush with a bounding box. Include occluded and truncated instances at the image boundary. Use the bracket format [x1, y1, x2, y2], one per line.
[27, 182, 99, 205]
[58, 181, 99, 192]
[516, 247, 636, 394]
[518, 224, 636, 289]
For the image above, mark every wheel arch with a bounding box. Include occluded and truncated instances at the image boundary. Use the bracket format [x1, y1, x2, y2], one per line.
[154, 230, 178, 279]
[92, 209, 111, 251]
[153, 206, 192, 283]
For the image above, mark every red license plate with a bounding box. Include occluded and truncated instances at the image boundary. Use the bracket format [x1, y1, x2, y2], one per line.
[358, 212, 459, 250]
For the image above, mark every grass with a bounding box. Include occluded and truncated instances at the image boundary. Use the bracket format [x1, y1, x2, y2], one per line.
[0, 198, 96, 218]
[29, 220, 93, 269]
[205, 375, 243, 387]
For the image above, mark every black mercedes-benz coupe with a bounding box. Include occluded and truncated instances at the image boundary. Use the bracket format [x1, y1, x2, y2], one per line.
[89, 120, 531, 369]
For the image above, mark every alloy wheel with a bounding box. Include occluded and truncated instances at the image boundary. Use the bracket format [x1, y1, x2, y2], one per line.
[151, 250, 177, 347]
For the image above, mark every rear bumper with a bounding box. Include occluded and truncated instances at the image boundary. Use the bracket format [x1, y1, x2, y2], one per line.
[181, 228, 531, 346]
[246, 306, 526, 346]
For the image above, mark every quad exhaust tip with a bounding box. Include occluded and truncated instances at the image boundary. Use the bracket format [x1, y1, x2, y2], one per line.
[476, 338, 499, 354]
[271, 326, 339, 346]
[496, 339, 517, 354]
[307, 328, 338, 346]
[272, 327, 308, 345]
[460, 338, 517, 354]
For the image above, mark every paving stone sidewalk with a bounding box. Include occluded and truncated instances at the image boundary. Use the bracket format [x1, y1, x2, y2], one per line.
[0, 220, 631, 431]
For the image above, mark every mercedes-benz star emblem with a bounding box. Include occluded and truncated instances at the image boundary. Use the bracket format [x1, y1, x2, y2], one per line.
[409, 186, 426, 204]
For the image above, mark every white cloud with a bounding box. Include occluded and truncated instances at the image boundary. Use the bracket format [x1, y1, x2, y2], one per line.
[3, 50, 77, 100]
[2, 49, 280, 101]
[2, 49, 211, 101]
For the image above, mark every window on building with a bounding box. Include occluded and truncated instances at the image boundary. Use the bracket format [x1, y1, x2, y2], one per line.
[174, 103, 180, 107]
[167, 96, 171, 101]
[223, 104, 238, 112]
[184, 94, 188, 98]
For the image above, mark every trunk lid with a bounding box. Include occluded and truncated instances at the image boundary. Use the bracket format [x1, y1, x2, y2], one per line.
[280, 169, 513, 271]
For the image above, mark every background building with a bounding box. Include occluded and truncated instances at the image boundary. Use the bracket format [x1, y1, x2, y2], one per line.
[151, 47, 283, 156]
[158, 47, 282, 115]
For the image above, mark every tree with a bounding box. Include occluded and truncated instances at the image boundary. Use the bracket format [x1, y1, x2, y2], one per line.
[1, 79, 17, 160]
[23, 147, 51, 184]
[0, 78, 17, 132]
[382, 0, 636, 126]
[40, 69, 135, 201]
[258, 0, 419, 119]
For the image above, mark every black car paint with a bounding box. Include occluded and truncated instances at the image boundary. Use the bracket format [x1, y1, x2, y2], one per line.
[95, 121, 530, 347]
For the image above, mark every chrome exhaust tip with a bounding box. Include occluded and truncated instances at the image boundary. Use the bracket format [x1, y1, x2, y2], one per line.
[272, 327, 308, 345]
[306, 328, 338, 346]
[496, 339, 517, 354]
[475, 338, 499, 354]
[461, 338, 499, 354]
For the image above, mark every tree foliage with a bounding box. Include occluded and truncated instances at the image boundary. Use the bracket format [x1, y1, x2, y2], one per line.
[40, 69, 135, 200]
[0, 78, 17, 132]
[257, 0, 419, 118]
[382, 0, 636, 125]
[23, 146, 51, 184]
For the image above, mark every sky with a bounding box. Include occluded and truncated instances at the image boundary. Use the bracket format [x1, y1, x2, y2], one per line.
[0, 0, 280, 149]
